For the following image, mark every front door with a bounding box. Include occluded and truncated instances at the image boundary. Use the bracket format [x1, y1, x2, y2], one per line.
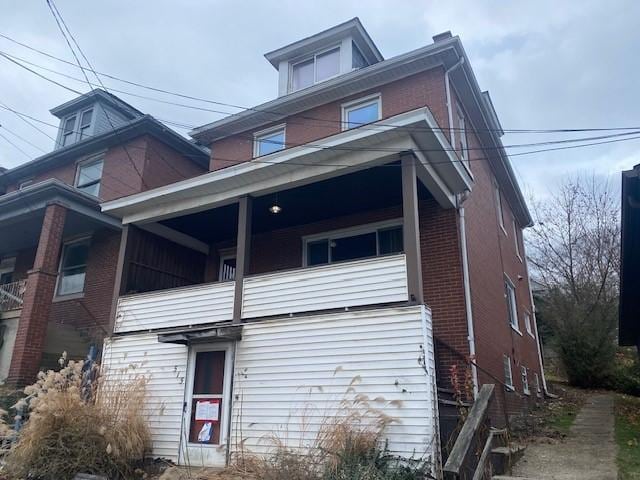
[180, 344, 233, 467]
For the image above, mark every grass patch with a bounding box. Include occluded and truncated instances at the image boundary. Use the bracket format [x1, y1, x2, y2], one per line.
[548, 404, 579, 434]
[615, 394, 640, 480]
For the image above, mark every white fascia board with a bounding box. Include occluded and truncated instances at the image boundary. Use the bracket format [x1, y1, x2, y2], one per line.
[102, 107, 471, 225]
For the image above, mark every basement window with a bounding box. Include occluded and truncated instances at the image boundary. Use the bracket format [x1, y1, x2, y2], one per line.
[57, 238, 90, 296]
[503, 355, 514, 391]
[304, 222, 403, 267]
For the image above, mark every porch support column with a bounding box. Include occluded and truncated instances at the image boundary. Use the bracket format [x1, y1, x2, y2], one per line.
[401, 152, 424, 304]
[7, 202, 67, 387]
[108, 224, 132, 334]
[233, 196, 252, 323]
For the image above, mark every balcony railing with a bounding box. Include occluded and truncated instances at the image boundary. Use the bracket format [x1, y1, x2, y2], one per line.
[0, 280, 27, 312]
[114, 254, 409, 333]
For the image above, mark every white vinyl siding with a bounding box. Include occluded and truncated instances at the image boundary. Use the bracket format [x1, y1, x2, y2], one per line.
[231, 306, 438, 463]
[101, 334, 188, 462]
[503, 355, 514, 391]
[114, 281, 235, 333]
[241, 254, 408, 319]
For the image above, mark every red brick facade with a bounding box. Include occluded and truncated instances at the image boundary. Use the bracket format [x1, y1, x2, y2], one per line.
[3, 132, 206, 386]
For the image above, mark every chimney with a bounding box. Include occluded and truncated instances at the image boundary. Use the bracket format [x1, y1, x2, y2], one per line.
[432, 31, 453, 43]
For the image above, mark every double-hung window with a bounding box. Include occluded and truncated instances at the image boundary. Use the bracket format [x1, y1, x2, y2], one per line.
[253, 126, 286, 157]
[495, 184, 505, 231]
[79, 109, 93, 140]
[57, 238, 90, 296]
[503, 355, 514, 391]
[342, 95, 381, 130]
[290, 47, 340, 92]
[505, 278, 520, 332]
[62, 115, 76, 146]
[75, 158, 104, 197]
[305, 222, 403, 267]
[521, 366, 530, 395]
[524, 311, 533, 336]
[456, 103, 469, 167]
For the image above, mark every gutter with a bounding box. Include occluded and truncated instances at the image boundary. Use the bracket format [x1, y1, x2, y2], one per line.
[456, 193, 479, 397]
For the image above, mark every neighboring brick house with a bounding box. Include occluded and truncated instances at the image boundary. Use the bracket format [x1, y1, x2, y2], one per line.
[93, 19, 546, 469]
[0, 89, 208, 386]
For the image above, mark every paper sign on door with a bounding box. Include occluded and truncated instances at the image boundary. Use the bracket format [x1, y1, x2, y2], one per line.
[195, 400, 219, 421]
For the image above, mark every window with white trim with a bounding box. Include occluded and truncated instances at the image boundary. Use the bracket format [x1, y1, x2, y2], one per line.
[57, 238, 90, 296]
[513, 220, 522, 259]
[62, 115, 76, 146]
[505, 278, 519, 331]
[305, 222, 403, 267]
[495, 185, 505, 231]
[521, 366, 530, 395]
[524, 311, 533, 336]
[342, 95, 381, 130]
[78, 108, 93, 140]
[75, 157, 104, 197]
[534, 372, 542, 397]
[456, 103, 469, 167]
[290, 46, 340, 92]
[253, 126, 286, 157]
[503, 355, 514, 390]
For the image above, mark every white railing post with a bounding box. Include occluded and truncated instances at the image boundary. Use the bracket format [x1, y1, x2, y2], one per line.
[0, 279, 27, 312]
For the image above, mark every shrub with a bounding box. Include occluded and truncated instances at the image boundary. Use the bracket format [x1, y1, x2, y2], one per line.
[2, 355, 151, 480]
[607, 350, 640, 397]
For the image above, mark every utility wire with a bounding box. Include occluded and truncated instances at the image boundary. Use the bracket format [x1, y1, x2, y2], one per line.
[0, 123, 47, 153]
[1, 31, 640, 135]
[43, 0, 149, 189]
[0, 130, 31, 158]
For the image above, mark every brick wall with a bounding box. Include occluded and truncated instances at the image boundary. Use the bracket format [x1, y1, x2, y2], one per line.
[209, 68, 449, 170]
[459, 97, 543, 413]
[5, 135, 206, 201]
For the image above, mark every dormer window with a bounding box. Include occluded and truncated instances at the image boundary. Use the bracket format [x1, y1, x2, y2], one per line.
[253, 125, 286, 157]
[79, 109, 93, 140]
[62, 115, 76, 146]
[290, 46, 340, 92]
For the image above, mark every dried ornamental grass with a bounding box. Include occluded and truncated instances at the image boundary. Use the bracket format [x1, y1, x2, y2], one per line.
[2, 354, 151, 480]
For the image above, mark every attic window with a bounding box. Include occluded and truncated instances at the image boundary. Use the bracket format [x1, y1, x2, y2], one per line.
[79, 109, 93, 140]
[62, 116, 76, 146]
[290, 46, 340, 92]
[352, 43, 367, 69]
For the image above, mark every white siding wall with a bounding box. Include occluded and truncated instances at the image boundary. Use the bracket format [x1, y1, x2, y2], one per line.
[102, 334, 188, 462]
[114, 282, 235, 333]
[231, 305, 438, 463]
[241, 254, 408, 319]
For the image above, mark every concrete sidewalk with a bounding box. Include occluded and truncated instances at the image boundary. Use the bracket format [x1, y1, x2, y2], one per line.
[511, 393, 617, 480]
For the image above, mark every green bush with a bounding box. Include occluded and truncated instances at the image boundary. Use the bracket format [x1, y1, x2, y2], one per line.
[606, 351, 640, 397]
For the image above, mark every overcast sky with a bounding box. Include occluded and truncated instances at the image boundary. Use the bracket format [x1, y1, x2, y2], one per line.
[1, 0, 638, 198]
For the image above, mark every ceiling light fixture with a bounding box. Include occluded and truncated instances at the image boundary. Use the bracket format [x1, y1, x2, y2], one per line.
[269, 192, 282, 214]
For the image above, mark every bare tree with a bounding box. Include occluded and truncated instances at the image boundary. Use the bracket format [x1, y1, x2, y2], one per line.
[527, 174, 620, 387]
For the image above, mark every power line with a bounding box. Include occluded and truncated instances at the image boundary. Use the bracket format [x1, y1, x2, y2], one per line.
[0, 130, 31, 158]
[0, 124, 47, 153]
[2, 31, 640, 135]
[43, 0, 149, 190]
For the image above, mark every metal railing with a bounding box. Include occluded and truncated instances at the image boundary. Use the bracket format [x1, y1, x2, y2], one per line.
[0, 279, 27, 312]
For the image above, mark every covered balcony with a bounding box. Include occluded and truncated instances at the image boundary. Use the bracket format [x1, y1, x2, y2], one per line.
[104, 107, 473, 334]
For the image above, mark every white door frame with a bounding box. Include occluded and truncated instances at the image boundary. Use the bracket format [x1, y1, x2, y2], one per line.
[179, 342, 233, 467]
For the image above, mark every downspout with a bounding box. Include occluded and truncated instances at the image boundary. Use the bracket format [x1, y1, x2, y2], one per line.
[445, 57, 465, 146]
[457, 193, 479, 397]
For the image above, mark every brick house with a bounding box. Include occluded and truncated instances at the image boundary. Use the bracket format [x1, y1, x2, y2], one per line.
[0, 89, 208, 386]
[95, 19, 545, 469]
